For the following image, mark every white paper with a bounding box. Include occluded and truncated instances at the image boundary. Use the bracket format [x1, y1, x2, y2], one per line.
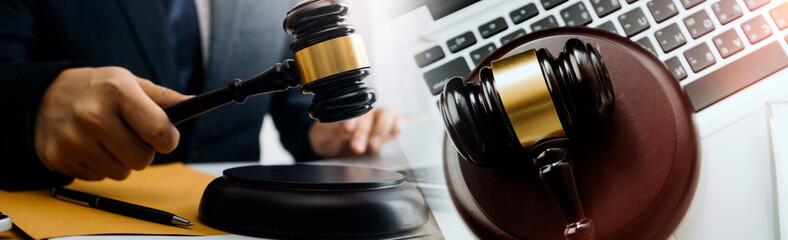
[769, 102, 788, 240]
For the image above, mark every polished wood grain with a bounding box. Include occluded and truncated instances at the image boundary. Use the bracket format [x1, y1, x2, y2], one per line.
[443, 28, 699, 240]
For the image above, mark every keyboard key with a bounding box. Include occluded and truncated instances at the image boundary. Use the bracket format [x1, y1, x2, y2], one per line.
[741, 15, 772, 44]
[655, 23, 687, 52]
[542, 0, 568, 10]
[744, 0, 770, 11]
[684, 10, 715, 39]
[770, 1, 788, 30]
[636, 37, 658, 56]
[712, 0, 743, 25]
[683, 43, 716, 72]
[684, 41, 788, 111]
[423, 58, 471, 95]
[501, 29, 527, 45]
[470, 43, 497, 66]
[712, 29, 744, 58]
[532, 15, 560, 31]
[447, 31, 477, 53]
[679, 0, 705, 9]
[561, 3, 593, 26]
[619, 8, 651, 37]
[597, 21, 619, 34]
[590, 0, 621, 17]
[510, 3, 539, 24]
[663, 56, 688, 80]
[414, 46, 445, 68]
[647, 0, 680, 23]
[479, 17, 508, 39]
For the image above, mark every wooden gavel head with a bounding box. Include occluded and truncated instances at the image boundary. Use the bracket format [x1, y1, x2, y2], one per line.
[162, 0, 375, 126]
[283, 0, 376, 123]
[440, 38, 614, 165]
[440, 38, 614, 240]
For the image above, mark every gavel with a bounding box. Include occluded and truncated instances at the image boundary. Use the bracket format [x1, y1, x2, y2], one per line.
[440, 39, 615, 240]
[163, 0, 376, 125]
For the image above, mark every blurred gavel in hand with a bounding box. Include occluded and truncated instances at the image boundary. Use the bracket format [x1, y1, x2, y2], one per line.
[440, 39, 614, 240]
[164, 0, 376, 125]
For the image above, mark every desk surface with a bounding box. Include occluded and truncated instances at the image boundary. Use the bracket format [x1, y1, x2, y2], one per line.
[0, 142, 450, 239]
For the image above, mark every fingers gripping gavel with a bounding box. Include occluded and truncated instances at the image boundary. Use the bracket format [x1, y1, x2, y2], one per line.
[31, 0, 374, 183]
[164, 0, 376, 125]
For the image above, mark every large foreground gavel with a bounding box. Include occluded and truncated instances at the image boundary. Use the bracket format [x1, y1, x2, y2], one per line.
[440, 39, 614, 240]
[164, 0, 376, 125]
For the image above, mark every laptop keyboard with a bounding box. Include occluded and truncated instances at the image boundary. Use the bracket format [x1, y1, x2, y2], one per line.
[415, 0, 788, 112]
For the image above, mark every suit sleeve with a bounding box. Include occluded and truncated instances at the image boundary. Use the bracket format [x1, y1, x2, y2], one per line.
[270, 87, 323, 162]
[268, 29, 323, 162]
[0, 0, 77, 191]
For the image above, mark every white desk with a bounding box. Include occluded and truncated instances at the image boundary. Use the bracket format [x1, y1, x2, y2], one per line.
[51, 141, 460, 239]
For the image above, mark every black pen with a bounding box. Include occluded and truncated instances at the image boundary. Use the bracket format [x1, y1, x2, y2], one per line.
[51, 187, 193, 227]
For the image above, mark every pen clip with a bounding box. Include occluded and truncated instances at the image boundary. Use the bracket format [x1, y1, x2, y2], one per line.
[51, 188, 91, 207]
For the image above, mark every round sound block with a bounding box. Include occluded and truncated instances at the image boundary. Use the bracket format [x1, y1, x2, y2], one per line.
[443, 28, 699, 240]
[199, 164, 429, 238]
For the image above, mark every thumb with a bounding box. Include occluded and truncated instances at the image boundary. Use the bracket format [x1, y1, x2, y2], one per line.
[136, 78, 191, 107]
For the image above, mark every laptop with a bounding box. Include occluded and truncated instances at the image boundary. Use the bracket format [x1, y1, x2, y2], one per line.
[363, 0, 788, 239]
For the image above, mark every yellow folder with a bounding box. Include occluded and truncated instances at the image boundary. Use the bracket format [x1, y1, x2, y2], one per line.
[0, 162, 228, 239]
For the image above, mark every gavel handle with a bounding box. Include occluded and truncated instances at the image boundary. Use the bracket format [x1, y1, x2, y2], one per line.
[532, 141, 596, 240]
[163, 60, 299, 125]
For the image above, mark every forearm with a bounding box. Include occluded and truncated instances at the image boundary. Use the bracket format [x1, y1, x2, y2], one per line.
[0, 62, 81, 191]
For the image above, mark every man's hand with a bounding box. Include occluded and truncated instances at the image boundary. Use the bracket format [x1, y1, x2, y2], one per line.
[34, 67, 189, 181]
[309, 109, 405, 158]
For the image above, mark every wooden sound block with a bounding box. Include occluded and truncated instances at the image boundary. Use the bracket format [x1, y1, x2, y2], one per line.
[443, 28, 699, 240]
[199, 164, 429, 238]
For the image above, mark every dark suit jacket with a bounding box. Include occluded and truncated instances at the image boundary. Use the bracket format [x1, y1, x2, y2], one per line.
[0, 0, 319, 191]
